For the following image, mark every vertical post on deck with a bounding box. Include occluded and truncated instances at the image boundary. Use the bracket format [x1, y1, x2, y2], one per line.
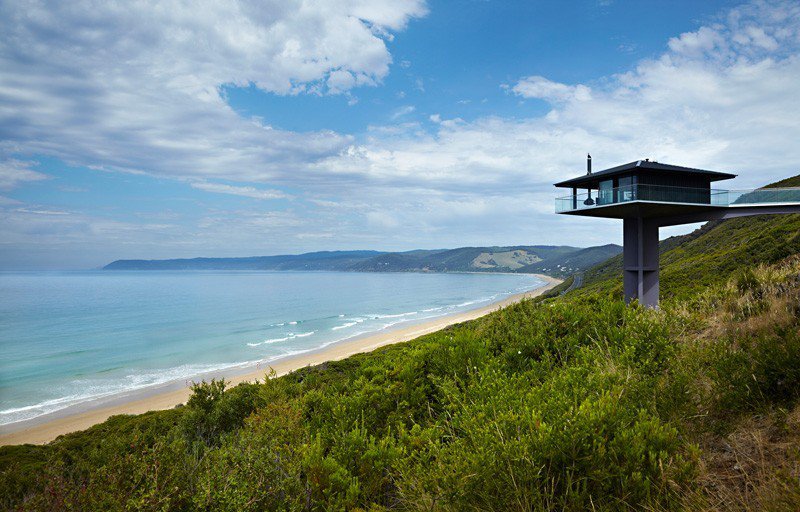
[623, 217, 659, 307]
[572, 187, 577, 210]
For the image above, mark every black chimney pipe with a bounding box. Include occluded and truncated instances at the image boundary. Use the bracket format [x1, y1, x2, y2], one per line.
[583, 154, 595, 205]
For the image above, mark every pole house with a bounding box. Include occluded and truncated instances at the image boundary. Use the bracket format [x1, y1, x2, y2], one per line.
[554, 156, 800, 307]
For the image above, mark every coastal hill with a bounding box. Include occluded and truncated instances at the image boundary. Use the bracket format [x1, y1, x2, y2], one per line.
[103, 244, 621, 276]
[515, 243, 622, 277]
[103, 250, 384, 271]
[3, 176, 799, 510]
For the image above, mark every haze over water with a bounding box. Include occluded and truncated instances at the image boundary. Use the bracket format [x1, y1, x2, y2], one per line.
[0, 270, 543, 426]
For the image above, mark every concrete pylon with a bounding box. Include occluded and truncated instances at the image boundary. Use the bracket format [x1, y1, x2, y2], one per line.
[623, 217, 659, 308]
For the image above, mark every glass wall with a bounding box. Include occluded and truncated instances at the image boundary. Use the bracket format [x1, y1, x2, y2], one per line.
[598, 179, 614, 205]
[618, 176, 635, 201]
[555, 185, 800, 213]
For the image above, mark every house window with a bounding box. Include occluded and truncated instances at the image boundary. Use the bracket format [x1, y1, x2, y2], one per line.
[618, 176, 635, 201]
[598, 179, 614, 205]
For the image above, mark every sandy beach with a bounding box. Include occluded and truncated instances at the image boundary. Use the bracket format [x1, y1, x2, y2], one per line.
[0, 274, 561, 446]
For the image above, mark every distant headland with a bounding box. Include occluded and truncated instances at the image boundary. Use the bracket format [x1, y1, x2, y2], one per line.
[103, 244, 622, 277]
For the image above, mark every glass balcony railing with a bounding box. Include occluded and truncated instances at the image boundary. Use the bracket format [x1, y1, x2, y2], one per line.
[555, 184, 800, 213]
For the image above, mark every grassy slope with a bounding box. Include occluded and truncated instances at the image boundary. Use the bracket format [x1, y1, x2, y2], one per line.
[578, 214, 800, 301]
[2, 176, 800, 511]
[580, 174, 800, 300]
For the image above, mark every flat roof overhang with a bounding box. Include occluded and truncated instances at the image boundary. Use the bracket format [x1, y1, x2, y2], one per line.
[557, 200, 728, 219]
[554, 161, 737, 188]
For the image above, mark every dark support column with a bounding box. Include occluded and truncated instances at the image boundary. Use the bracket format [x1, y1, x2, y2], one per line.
[572, 187, 577, 209]
[623, 217, 659, 308]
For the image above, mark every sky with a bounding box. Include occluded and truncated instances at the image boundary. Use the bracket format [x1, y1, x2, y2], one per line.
[1, 0, 799, 269]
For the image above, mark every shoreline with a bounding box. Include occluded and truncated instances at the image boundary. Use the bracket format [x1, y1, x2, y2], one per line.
[0, 274, 561, 446]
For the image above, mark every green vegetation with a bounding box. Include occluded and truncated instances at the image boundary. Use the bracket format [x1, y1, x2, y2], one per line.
[578, 213, 800, 302]
[3, 180, 800, 511]
[518, 243, 622, 277]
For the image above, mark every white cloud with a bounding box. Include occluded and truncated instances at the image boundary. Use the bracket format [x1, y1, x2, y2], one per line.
[322, 0, 800, 192]
[391, 105, 416, 120]
[5, 0, 800, 266]
[0, 0, 427, 183]
[366, 210, 400, 228]
[190, 181, 289, 200]
[326, 70, 357, 95]
[0, 196, 21, 206]
[511, 76, 593, 103]
[667, 26, 727, 57]
[267, 0, 800, 254]
[198, 210, 305, 230]
[0, 160, 48, 190]
[15, 208, 70, 215]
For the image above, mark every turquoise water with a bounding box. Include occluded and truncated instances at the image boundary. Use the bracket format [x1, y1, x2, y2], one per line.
[0, 271, 543, 426]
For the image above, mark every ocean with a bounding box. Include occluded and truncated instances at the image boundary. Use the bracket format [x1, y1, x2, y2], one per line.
[0, 270, 544, 427]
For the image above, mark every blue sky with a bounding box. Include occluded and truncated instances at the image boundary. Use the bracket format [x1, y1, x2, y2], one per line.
[1, 0, 799, 269]
[227, 1, 736, 134]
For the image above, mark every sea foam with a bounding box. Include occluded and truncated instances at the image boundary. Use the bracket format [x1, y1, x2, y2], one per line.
[247, 331, 316, 347]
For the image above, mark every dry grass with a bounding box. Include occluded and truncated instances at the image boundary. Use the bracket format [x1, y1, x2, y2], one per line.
[674, 255, 800, 511]
[679, 255, 800, 341]
[688, 405, 800, 511]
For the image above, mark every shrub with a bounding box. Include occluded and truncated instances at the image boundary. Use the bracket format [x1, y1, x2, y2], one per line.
[181, 379, 264, 447]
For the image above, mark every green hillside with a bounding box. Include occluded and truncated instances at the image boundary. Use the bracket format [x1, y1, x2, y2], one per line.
[3, 177, 800, 511]
[348, 245, 617, 274]
[578, 174, 800, 301]
[577, 213, 800, 301]
[517, 243, 622, 277]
